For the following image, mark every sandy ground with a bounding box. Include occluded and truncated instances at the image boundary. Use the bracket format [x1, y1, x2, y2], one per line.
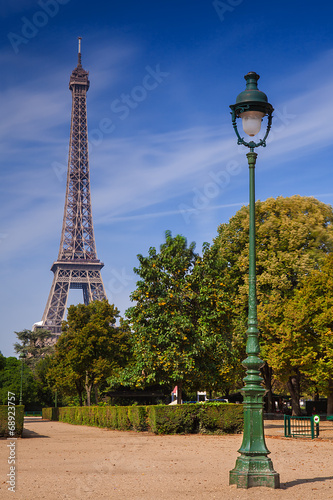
[1, 417, 333, 499]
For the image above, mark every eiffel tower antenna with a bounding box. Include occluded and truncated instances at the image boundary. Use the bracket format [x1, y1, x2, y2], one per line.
[38, 39, 107, 339]
[78, 36, 82, 65]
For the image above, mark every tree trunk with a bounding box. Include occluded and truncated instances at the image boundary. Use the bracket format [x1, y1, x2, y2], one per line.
[75, 381, 83, 406]
[313, 387, 320, 401]
[177, 381, 182, 405]
[94, 385, 99, 405]
[85, 372, 92, 406]
[287, 369, 301, 416]
[260, 362, 274, 413]
[327, 379, 333, 416]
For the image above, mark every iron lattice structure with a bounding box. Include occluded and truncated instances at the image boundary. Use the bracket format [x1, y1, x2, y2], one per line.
[40, 40, 107, 337]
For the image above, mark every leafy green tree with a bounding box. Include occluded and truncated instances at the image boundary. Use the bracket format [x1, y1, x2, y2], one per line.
[46, 353, 85, 406]
[52, 300, 130, 405]
[188, 243, 236, 394]
[213, 196, 333, 412]
[14, 328, 54, 370]
[126, 231, 233, 402]
[126, 231, 198, 403]
[279, 253, 333, 415]
[0, 356, 38, 406]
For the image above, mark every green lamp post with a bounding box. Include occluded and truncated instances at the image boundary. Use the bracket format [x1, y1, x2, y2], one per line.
[228, 72, 280, 489]
[19, 353, 25, 406]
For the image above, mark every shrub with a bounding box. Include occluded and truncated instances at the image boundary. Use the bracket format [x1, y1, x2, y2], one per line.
[198, 403, 243, 434]
[147, 404, 199, 434]
[41, 403, 244, 435]
[128, 406, 148, 431]
[0, 405, 25, 437]
[42, 407, 59, 421]
[117, 406, 131, 430]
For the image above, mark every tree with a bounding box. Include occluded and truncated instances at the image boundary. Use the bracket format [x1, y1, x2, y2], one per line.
[280, 253, 333, 415]
[0, 356, 39, 406]
[52, 300, 130, 405]
[188, 243, 236, 394]
[126, 231, 233, 402]
[14, 329, 54, 370]
[213, 196, 333, 413]
[126, 231, 198, 403]
[46, 353, 85, 406]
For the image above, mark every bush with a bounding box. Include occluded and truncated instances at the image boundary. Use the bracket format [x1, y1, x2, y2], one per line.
[42, 407, 59, 421]
[41, 403, 244, 435]
[0, 405, 25, 437]
[128, 406, 148, 431]
[147, 404, 199, 434]
[117, 407, 131, 430]
[198, 403, 243, 434]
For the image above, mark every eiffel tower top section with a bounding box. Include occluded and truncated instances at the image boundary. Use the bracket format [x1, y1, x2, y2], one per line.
[58, 37, 98, 262]
[69, 37, 90, 92]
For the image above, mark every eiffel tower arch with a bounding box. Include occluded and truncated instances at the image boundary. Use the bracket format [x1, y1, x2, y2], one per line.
[38, 39, 107, 338]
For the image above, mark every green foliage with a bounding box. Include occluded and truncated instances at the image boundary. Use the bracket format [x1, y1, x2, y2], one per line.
[213, 196, 333, 404]
[189, 244, 235, 391]
[55, 406, 119, 429]
[0, 357, 39, 407]
[50, 300, 131, 405]
[0, 406, 24, 437]
[279, 253, 333, 413]
[126, 231, 199, 396]
[41, 403, 243, 434]
[147, 404, 199, 434]
[126, 231, 233, 399]
[14, 329, 54, 369]
[117, 407, 131, 430]
[128, 406, 148, 431]
[147, 403, 243, 435]
[198, 403, 243, 434]
[42, 407, 59, 421]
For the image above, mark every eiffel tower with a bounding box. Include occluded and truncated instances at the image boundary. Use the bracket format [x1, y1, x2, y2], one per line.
[39, 38, 107, 338]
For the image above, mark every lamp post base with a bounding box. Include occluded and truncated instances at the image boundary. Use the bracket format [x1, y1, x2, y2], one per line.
[229, 455, 280, 489]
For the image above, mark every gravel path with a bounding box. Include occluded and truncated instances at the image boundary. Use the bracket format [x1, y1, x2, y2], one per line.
[1, 417, 332, 499]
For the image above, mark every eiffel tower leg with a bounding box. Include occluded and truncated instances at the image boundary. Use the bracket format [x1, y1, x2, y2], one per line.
[82, 284, 90, 305]
[42, 268, 70, 336]
[87, 270, 107, 302]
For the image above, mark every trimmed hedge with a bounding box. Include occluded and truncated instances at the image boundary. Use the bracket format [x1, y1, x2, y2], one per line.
[128, 405, 148, 431]
[42, 407, 59, 421]
[147, 404, 199, 434]
[0, 405, 25, 438]
[42, 403, 243, 435]
[198, 403, 244, 434]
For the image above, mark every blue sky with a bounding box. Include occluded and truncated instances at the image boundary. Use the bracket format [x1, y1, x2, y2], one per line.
[1, 0, 333, 357]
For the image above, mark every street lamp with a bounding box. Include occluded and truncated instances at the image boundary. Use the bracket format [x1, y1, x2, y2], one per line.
[228, 72, 280, 489]
[19, 353, 25, 406]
